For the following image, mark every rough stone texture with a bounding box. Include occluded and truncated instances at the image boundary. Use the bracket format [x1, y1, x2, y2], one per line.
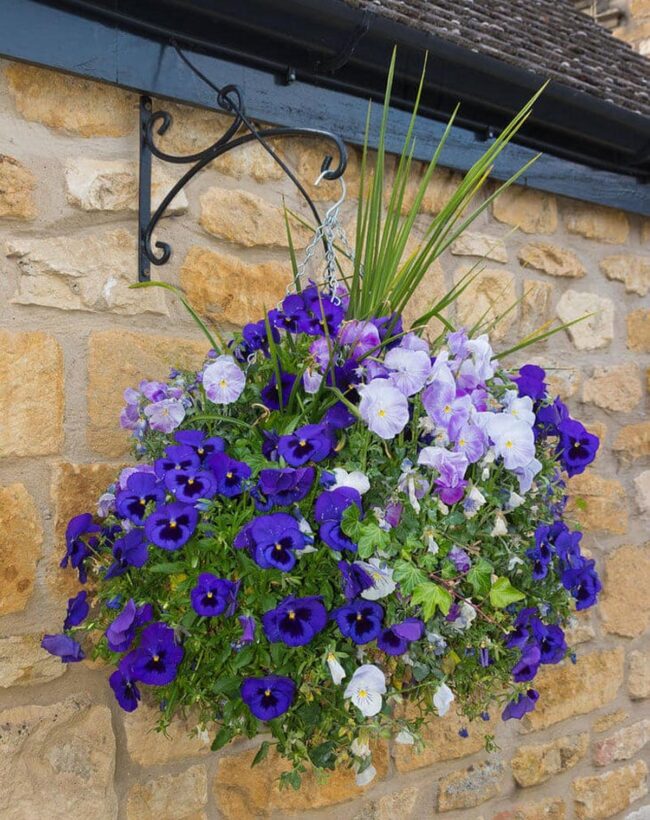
[581, 363, 643, 413]
[565, 202, 630, 244]
[353, 786, 420, 820]
[593, 710, 629, 733]
[492, 798, 567, 820]
[600, 254, 650, 296]
[213, 743, 388, 817]
[521, 279, 553, 337]
[126, 765, 207, 820]
[523, 648, 624, 731]
[450, 232, 508, 262]
[492, 186, 558, 234]
[627, 308, 650, 352]
[8, 229, 168, 316]
[87, 330, 207, 456]
[572, 760, 648, 819]
[613, 421, 650, 463]
[123, 700, 211, 766]
[629, 650, 650, 699]
[180, 246, 292, 328]
[0, 634, 65, 687]
[199, 187, 309, 248]
[0, 696, 117, 819]
[511, 733, 588, 787]
[0, 484, 42, 615]
[565, 473, 628, 535]
[50, 462, 123, 601]
[437, 760, 506, 812]
[5, 62, 135, 137]
[0, 330, 64, 457]
[592, 719, 650, 767]
[402, 259, 448, 333]
[635, 470, 650, 516]
[0, 154, 36, 219]
[564, 612, 596, 645]
[294, 138, 361, 202]
[518, 242, 586, 278]
[393, 708, 497, 772]
[453, 267, 517, 341]
[556, 290, 614, 350]
[600, 544, 650, 638]
[65, 158, 188, 214]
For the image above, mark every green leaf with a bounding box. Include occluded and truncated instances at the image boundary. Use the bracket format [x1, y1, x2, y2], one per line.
[340, 503, 361, 537]
[466, 558, 494, 598]
[211, 725, 234, 751]
[356, 522, 390, 559]
[393, 559, 428, 595]
[148, 562, 185, 574]
[411, 582, 453, 619]
[251, 740, 270, 767]
[489, 576, 526, 608]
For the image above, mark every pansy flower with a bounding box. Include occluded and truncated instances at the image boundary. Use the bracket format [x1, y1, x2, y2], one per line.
[314, 487, 362, 552]
[358, 379, 410, 440]
[144, 503, 198, 550]
[261, 371, 297, 410]
[105, 529, 149, 580]
[278, 424, 334, 466]
[131, 622, 184, 686]
[514, 364, 547, 401]
[115, 472, 165, 525]
[175, 429, 226, 462]
[203, 355, 246, 405]
[239, 319, 279, 359]
[531, 619, 567, 664]
[561, 557, 602, 610]
[144, 398, 185, 433]
[332, 599, 384, 644]
[262, 595, 328, 646]
[109, 653, 141, 712]
[190, 574, 239, 617]
[154, 445, 200, 479]
[269, 294, 307, 333]
[63, 590, 89, 630]
[502, 688, 539, 721]
[105, 598, 153, 652]
[60, 513, 101, 584]
[209, 453, 252, 497]
[433, 682, 455, 716]
[556, 418, 599, 477]
[240, 675, 296, 720]
[241, 513, 307, 572]
[512, 645, 541, 682]
[356, 558, 396, 600]
[41, 633, 85, 662]
[239, 615, 256, 644]
[344, 664, 386, 717]
[338, 560, 374, 601]
[257, 466, 315, 506]
[377, 618, 424, 655]
[299, 285, 345, 336]
[164, 469, 217, 504]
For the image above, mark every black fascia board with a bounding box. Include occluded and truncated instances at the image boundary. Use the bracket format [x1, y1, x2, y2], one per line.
[1, 0, 648, 214]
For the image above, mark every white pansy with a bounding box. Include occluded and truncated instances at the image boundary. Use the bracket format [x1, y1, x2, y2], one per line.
[350, 737, 371, 758]
[326, 652, 346, 685]
[463, 486, 486, 519]
[423, 526, 439, 554]
[506, 491, 525, 510]
[503, 390, 536, 425]
[202, 355, 246, 405]
[344, 664, 387, 717]
[358, 558, 397, 600]
[433, 682, 455, 716]
[331, 467, 370, 495]
[491, 513, 508, 537]
[395, 729, 416, 745]
[449, 601, 477, 631]
[508, 555, 525, 571]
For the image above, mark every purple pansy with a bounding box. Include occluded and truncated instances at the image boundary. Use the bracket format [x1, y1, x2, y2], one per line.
[63, 590, 89, 630]
[154, 445, 200, 479]
[514, 364, 547, 400]
[556, 418, 599, 477]
[262, 595, 328, 646]
[512, 645, 541, 682]
[332, 599, 384, 644]
[531, 619, 567, 664]
[239, 615, 256, 644]
[131, 622, 184, 686]
[144, 503, 198, 550]
[240, 675, 296, 721]
[105, 529, 149, 580]
[115, 472, 165, 525]
[60, 513, 101, 584]
[277, 424, 334, 466]
[261, 371, 297, 410]
[502, 689, 539, 721]
[377, 617, 424, 655]
[109, 654, 141, 712]
[561, 557, 602, 610]
[299, 284, 345, 336]
[190, 574, 239, 617]
[448, 546, 471, 573]
[41, 633, 85, 662]
[235, 512, 306, 572]
[314, 487, 362, 552]
[175, 430, 226, 462]
[105, 598, 153, 652]
[164, 469, 217, 503]
[257, 466, 315, 506]
[209, 453, 252, 497]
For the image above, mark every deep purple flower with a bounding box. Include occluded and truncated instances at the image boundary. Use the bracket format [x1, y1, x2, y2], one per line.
[261, 371, 297, 410]
[371, 313, 403, 345]
[269, 293, 307, 333]
[514, 364, 547, 400]
[262, 595, 328, 646]
[241, 319, 280, 358]
[525, 544, 552, 581]
[278, 424, 334, 466]
[531, 619, 567, 664]
[561, 557, 602, 610]
[144, 503, 198, 550]
[60, 513, 100, 584]
[105, 529, 149, 580]
[535, 397, 568, 439]
[257, 466, 315, 506]
[105, 598, 153, 652]
[502, 689, 539, 721]
[154, 445, 200, 479]
[164, 469, 217, 503]
[377, 618, 424, 656]
[322, 402, 356, 430]
[554, 528, 583, 567]
[479, 647, 491, 667]
[299, 285, 345, 336]
[448, 546, 471, 573]
[115, 472, 165, 525]
[109, 654, 141, 712]
[239, 615, 256, 643]
[556, 418, 599, 477]
[209, 453, 252, 497]
[236, 512, 306, 571]
[63, 590, 89, 630]
[385, 501, 403, 528]
[512, 645, 541, 682]
[446, 603, 461, 623]
[314, 487, 362, 552]
[505, 625, 530, 650]
[190, 574, 238, 617]
[332, 599, 384, 644]
[175, 430, 226, 462]
[338, 560, 374, 600]
[41, 633, 85, 662]
[261, 429, 280, 461]
[240, 675, 296, 721]
[131, 622, 184, 685]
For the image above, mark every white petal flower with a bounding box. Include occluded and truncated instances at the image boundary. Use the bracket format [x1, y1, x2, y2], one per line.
[491, 513, 508, 537]
[357, 559, 397, 600]
[449, 601, 477, 631]
[203, 355, 246, 405]
[433, 682, 455, 716]
[344, 664, 387, 717]
[331, 467, 370, 495]
[384, 347, 432, 396]
[395, 729, 416, 745]
[326, 652, 346, 685]
[350, 737, 371, 758]
[503, 390, 536, 425]
[355, 764, 377, 787]
[506, 491, 525, 510]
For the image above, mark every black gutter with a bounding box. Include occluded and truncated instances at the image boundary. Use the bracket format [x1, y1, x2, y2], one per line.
[44, 0, 650, 180]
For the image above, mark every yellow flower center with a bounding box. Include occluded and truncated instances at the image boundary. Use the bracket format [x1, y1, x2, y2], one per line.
[188, 478, 195, 485]
[356, 613, 363, 621]
[275, 542, 282, 551]
[152, 654, 160, 662]
[573, 441, 581, 448]
[226, 471, 233, 479]
[299, 439, 307, 447]
[169, 520, 177, 528]
[207, 591, 213, 598]
[327, 653, 335, 662]
[197, 447, 204, 455]
[444, 404, 452, 414]
[219, 379, 228, 388]
[139, 497, 146, 505]
[288, 610, 296, 620]
[378, 409, 386, 417]
[505, 440, 513, 449]
[358, 689, 367, 698]
[458, 439, 466, 447]
[264, 689, 271, 697]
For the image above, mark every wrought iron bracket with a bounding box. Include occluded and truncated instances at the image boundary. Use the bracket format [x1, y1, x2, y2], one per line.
[138, 87, 348, 282]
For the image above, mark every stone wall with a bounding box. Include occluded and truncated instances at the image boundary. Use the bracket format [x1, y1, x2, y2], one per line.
[0, 59, 648, 820]
[615, 0, 650, 54]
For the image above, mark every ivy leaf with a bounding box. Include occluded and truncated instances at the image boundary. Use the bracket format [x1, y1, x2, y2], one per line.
[489, 576, 526, 608]
[411, 582, 453, 619]
[393, 559, 428, 595]
[341, 503, 361, 538]
[466, 558, 494, 598]
[211, 725, 234, 751]
[356, 522, 390, 560]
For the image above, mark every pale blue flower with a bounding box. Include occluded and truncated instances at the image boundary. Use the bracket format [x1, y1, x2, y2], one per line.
[203, 355, 246, 404]
[485, 414, 535, 470]
[358, 379, 409, 439]
[144, 399, 185, 433]
[384, 347, 432, 396]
